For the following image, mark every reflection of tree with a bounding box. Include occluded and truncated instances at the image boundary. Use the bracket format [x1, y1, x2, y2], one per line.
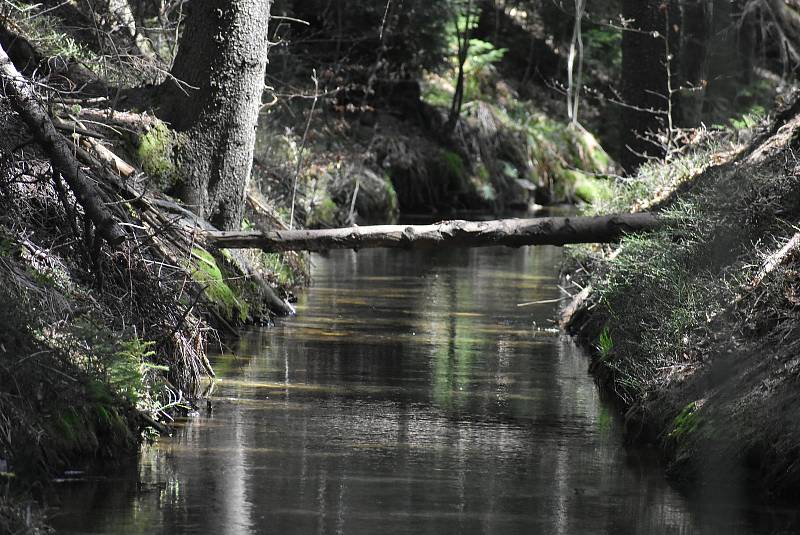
[431, 265, 477, 410]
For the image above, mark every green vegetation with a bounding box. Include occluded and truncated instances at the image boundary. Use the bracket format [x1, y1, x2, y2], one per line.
[669, 402, 701, 441]
[307, 196, 338, 228]
[0, 293, 144, 480]
[109, 338, 170, 409]
[567, 113, 800, 493]
[584, 27, 622, 71]
[1, 1, 87, 59]
[596, 326, 613, 362]
[440, 150, 468, 182]
[383, 174, 399, 215]
[136, 122, 178, 187]
[188, 247, 248, 323]
[413, 7, 617, 208]
[4, 0, 800, 522]
[265, 254, 293, 286]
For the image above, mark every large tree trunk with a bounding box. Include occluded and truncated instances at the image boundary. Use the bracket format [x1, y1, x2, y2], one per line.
[620, 0, 668, 172]
[158, 0, 273, 230]
[204, 213, 664, 252]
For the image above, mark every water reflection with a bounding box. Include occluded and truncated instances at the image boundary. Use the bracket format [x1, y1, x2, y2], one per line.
[51, 247, 795, 534]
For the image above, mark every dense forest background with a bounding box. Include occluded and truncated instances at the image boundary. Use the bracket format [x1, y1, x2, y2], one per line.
[6, 0, 790, 223]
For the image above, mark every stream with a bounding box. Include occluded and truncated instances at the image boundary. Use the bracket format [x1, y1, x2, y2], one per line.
[51, 245, 795, 534]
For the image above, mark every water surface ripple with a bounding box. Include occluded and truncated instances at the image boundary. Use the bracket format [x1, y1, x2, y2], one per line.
[53, 246, 791, 534]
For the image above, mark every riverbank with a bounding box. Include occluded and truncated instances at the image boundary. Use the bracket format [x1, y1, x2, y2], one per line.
[562, 103, 800, 499]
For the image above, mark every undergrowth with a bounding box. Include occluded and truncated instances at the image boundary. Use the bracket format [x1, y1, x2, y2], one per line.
[423, 53, 616, 207]
[566, 110, 800, 495]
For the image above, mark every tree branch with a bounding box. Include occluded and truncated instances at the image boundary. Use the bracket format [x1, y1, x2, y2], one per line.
[0, 43, 126, 246]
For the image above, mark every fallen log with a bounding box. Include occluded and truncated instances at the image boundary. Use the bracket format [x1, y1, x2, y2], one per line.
[204, 213, 664, 252]
[0, 43, 126, 246]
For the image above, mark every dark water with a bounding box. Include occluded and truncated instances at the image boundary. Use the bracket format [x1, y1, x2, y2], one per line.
[51, 246, 796, 534]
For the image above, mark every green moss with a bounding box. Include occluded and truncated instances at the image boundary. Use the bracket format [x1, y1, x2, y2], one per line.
[308, 197, 339, 228]
[50, 408, 98, 454]
[572, 172, 614, 204]
[188, 247, 248, 323]
[476, 163, 490, 182]
[93, 405, 134, 445]
[573, 126, 612, 172]
[441, 150, 467, 180]
[416, 77, 616, 208]
[384, 174, 399, 216]
[136, 122, 177, 187]
[48, 403, 135, 458]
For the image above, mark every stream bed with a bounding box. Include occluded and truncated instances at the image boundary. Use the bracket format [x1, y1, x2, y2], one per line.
[51, 245, 795, 534]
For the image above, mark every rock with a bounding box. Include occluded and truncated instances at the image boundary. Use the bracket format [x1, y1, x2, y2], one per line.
[329, 165, 399, 224]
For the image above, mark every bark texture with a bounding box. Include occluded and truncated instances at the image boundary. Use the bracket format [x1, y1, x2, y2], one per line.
[0, 44, 125, 245]
[159, 0, 273, 230]
[205, 213, 664, 252]
[620, 0, 668, 172]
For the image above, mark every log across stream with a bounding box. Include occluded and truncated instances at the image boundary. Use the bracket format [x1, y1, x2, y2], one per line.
[205, 213, 664, 252]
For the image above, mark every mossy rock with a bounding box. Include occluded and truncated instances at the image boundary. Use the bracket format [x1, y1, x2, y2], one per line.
[571, 171, 615, 204]
[327, 165, 400, 224]
[308, 196, 339, 228]
[439, 150, 468, 182]
[45, 403, 135, 462]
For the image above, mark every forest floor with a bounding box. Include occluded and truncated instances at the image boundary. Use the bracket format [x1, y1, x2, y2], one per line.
[563, 102, 800, 501]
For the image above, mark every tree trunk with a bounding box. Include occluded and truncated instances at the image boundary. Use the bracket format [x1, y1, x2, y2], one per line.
[703, 0, 738, 117]
[446, 0, 474, 134]
[678, 0, 712, 127]
[620, 0, 668, 172]
[158, 0, 273, 230]
[204, 213, 664, 252]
